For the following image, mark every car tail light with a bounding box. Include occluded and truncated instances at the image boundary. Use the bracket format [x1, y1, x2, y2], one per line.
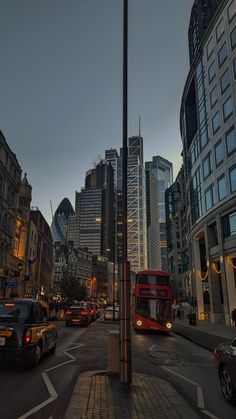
[80, 311, 87, 315]
[66, 310, 72, 315]
[90, 309, 94, 314]
[25, 329, 32, 344]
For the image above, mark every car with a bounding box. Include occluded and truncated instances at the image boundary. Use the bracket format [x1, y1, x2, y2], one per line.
[93, 303, 101, 318]
[214, 336, 236, 404]
[82, 302, 97, 322]
[104, 306, 119, 321]
[0, 298, 57, 368]
[65, 306, 91, 327]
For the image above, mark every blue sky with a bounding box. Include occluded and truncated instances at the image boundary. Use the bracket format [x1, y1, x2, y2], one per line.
[0, 0, 193, 223]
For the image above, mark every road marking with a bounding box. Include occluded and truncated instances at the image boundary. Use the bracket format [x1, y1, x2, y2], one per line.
[18, 343, 84, 418]
[162, 366, 200, 386]
[197, 386, 204, 408]
[17, 373, 57, 419]
[200, 409, 220, 419]
[149, 344, 156, 351]
[162, 367, 220, 418]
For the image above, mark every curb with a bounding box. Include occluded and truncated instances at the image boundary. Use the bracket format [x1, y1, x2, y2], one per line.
[64, 370, 106, 419]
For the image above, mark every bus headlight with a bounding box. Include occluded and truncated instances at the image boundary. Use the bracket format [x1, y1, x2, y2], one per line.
[137, 320, 142, 326]
[166, 322, 172, 329]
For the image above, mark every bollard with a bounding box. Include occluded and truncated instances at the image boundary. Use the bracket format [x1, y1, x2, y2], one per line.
[107, 330, 120, 374]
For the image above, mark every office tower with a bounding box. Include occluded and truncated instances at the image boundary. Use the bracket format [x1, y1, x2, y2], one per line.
[146, 156, 173, 272]
[51, 198, 74, 244]
[127, 135, 147, 271]
[188, 0, 223, 64]
[75, 160, 114, 260]
[180, 0, 236, 324]
[145, 164, 160, 270]
[165, 167, 189, 301]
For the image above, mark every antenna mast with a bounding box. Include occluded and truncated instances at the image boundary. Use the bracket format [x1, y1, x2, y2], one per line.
[50, 200, 54, 221]
[139, 114, 141, 137]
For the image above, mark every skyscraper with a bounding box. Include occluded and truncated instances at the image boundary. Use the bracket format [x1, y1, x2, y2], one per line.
[180, 0, 236, 325]
[104, 133, 148, 272]
[51, 198, 75, 244]
[127, 135, 147, 271]
[145, 164, 160, 270]
[75, 160, 114, 260]
[146, 156, 173, 272]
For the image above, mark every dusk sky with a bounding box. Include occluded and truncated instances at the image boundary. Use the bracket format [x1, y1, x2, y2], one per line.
[0, 0, 193, 224]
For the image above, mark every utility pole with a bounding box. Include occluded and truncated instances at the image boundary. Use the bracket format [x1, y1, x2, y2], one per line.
[120, 0, 132, 386]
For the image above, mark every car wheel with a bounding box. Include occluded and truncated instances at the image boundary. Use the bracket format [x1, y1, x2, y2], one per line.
[31, 344, 42, 368]
[219, 366, 236, 404]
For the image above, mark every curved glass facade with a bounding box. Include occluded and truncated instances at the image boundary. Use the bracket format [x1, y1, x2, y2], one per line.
[180, 0, 236, 325]
[51, 198, 74, 243]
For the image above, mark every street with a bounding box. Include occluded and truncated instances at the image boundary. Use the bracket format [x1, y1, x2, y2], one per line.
[0, 318, 235, 419]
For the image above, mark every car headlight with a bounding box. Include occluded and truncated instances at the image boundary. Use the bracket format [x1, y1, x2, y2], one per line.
[137, 320, 142, 326]
[166, 322, 172, 329]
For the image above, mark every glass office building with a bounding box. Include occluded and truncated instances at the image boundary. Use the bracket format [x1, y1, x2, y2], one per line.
[180, 0, 236, 325]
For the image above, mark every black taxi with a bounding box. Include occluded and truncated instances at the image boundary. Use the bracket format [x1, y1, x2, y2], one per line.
[0, 298, 57, 368]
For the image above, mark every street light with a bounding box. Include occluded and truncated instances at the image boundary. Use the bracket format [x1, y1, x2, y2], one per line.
[120, 0, 132, 386]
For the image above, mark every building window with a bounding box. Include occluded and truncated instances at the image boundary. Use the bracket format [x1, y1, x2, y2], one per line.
[208, 61, 216, 83]
[207, 37, 214, 58]
[231, 26, 236, 49]
[226, 126, 236, 155]
[234, 58, 236, 78]
[218, 43, 227, 67]
[210, 85, 218, 107]
[228, 0, 236, 23]
[203, 154, 212, 178]
[212, 112, 221, 134]
[215, 141, 223, 166]
[200, 127, 208, 149]
[229, 165, 236, 192]
[216, 18, 225, 42]
[217, 176, 227, 200]
[205, 186, 214, 211]
[199, 103, 206, 124]
[223, 97, 233, 121]
[220, 69, 230, 93]
[223, 211, 236, 239]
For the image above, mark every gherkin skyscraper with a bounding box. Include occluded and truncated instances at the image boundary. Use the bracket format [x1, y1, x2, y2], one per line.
[51, 198, 74, 243]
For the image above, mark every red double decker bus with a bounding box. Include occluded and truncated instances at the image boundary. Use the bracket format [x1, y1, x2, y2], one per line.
[132, 269, 173, 332]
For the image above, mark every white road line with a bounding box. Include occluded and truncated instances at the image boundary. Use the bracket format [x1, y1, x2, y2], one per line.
[18, 344, 84, 418]
[162, 366, 200, 386]
[17, 374, 57, 419]
[200, 409, 220, 419]
[149, 344, 156, 351]
[45, 359, 74, 372]
[66, 344, 84, 351]
[197, 386, 204, 408]
[63, 351, 76, 361]
[162, 367, 219, 418]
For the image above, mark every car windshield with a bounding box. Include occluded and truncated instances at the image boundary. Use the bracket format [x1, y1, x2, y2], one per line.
[0, 301, 30, 322]
[70, 306, 86, 312]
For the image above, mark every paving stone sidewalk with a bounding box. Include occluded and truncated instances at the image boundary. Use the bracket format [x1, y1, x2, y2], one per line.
[65, 371, 200, 419]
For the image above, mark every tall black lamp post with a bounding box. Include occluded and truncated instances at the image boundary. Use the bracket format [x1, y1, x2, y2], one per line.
[120, 0, 132, 386]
